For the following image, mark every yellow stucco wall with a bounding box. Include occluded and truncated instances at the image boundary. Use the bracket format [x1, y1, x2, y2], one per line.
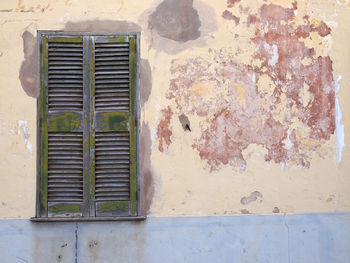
[0, 0, 349, 218]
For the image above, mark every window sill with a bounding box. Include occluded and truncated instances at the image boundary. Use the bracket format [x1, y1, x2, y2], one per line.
[30, 216, 146, 222]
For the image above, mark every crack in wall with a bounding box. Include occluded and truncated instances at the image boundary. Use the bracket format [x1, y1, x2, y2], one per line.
[284, 214, 291, 263]
[75, 223, 78, 263]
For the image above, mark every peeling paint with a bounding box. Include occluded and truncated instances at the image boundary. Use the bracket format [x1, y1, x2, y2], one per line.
[273, 207, 280, 213]
[157, 107, 173, 152]
[240, 191, 263, 205]
[164, 2, 336, 171]
[17, 120, 33, 158]
[222, 10, 240, 25]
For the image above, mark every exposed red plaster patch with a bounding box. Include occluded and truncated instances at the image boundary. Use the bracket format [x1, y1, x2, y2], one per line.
[247, 14, 259, 26]
[227, 0, 241, 8]
[163, 2, 335, 171]
[313, 21, 331, 37]
[222, 10, 240, 25]
[259, 3, 295, 25]
[157, 107, 173, 152]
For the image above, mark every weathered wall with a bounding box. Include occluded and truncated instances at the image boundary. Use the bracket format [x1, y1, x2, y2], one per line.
[0, 0, 349, 218]
[1, 214, 350, 263]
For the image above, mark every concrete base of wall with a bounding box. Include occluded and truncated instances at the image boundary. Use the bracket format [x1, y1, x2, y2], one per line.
[0, 213, 349, 263]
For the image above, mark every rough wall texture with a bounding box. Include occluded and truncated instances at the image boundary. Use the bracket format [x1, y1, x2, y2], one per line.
[0, 0, 349, 218]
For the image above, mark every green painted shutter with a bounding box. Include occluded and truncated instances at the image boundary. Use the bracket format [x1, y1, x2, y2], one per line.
[38, 35, 90, 217]
[91, 35, 138, 217]
[38, 33, 138, 219]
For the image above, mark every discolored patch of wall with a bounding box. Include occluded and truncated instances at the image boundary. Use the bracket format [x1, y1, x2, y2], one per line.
[19, 31, 38, 98]
[148, 0, 201, 42]
[241, 191, 263, 205]
[140, 59, 152, 107]
[140, 122, 155, 216]
[140, 0, 217, 54]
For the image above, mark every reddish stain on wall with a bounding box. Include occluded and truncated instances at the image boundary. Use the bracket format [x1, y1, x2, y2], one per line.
[157, 107, 173, 152]
[222, 10, 240, 25]
[162, 2, 335, 171]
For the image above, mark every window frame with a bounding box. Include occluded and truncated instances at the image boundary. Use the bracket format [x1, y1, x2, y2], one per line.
[32, 31, 144, 222]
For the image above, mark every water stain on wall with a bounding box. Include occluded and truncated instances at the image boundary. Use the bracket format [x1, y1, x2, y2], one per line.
[140, 0, 216, 54]
[140, 122, 155, 215]
[149, 0, 201, 42]
[19, 30, 38, 98]
[162, 2, 336, 171]
[140, 59, 152, 107]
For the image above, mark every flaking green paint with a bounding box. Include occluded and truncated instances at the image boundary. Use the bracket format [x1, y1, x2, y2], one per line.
[107, 36, 128, 42]
[98, 201, 129, 213]
[89, 37, 96, 212]
[48, 112, 82, 131]
[129, 36, 138, 215]
[48, 37, 82, 43]
[49, 204, 81, 214]
[39, 36, 48, 217]
[97, 112, 129, 131]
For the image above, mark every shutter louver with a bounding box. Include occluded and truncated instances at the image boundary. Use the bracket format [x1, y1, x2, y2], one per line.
[47, 42, 83, 111]
[47, 132, 83, 202]
[94, 42, 130, 111]
[95, 131, 130, 202]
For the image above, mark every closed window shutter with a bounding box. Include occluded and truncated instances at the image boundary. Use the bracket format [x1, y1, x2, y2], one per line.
[38, 36, 89, 217]
[37, 33, 138, 219]
[91, 36, 138, 217]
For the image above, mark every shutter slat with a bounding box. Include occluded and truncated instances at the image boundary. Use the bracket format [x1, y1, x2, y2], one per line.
[95, 43, 129, 48]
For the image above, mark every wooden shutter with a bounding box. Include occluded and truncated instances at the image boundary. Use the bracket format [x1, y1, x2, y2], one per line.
[38, 35, 90, 217]
[91, 35, 138, 217]
[37, 33, 139, 219]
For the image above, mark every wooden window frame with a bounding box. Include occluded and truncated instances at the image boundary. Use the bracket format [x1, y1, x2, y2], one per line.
[32, 31, 144, 222]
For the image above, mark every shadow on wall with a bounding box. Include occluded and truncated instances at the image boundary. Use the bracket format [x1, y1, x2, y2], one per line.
[19, 20, 155, 215]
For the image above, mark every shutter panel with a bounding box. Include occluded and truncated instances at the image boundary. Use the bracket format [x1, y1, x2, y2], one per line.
[38, 36, 89, 217]
[91, 35, 138, 217]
